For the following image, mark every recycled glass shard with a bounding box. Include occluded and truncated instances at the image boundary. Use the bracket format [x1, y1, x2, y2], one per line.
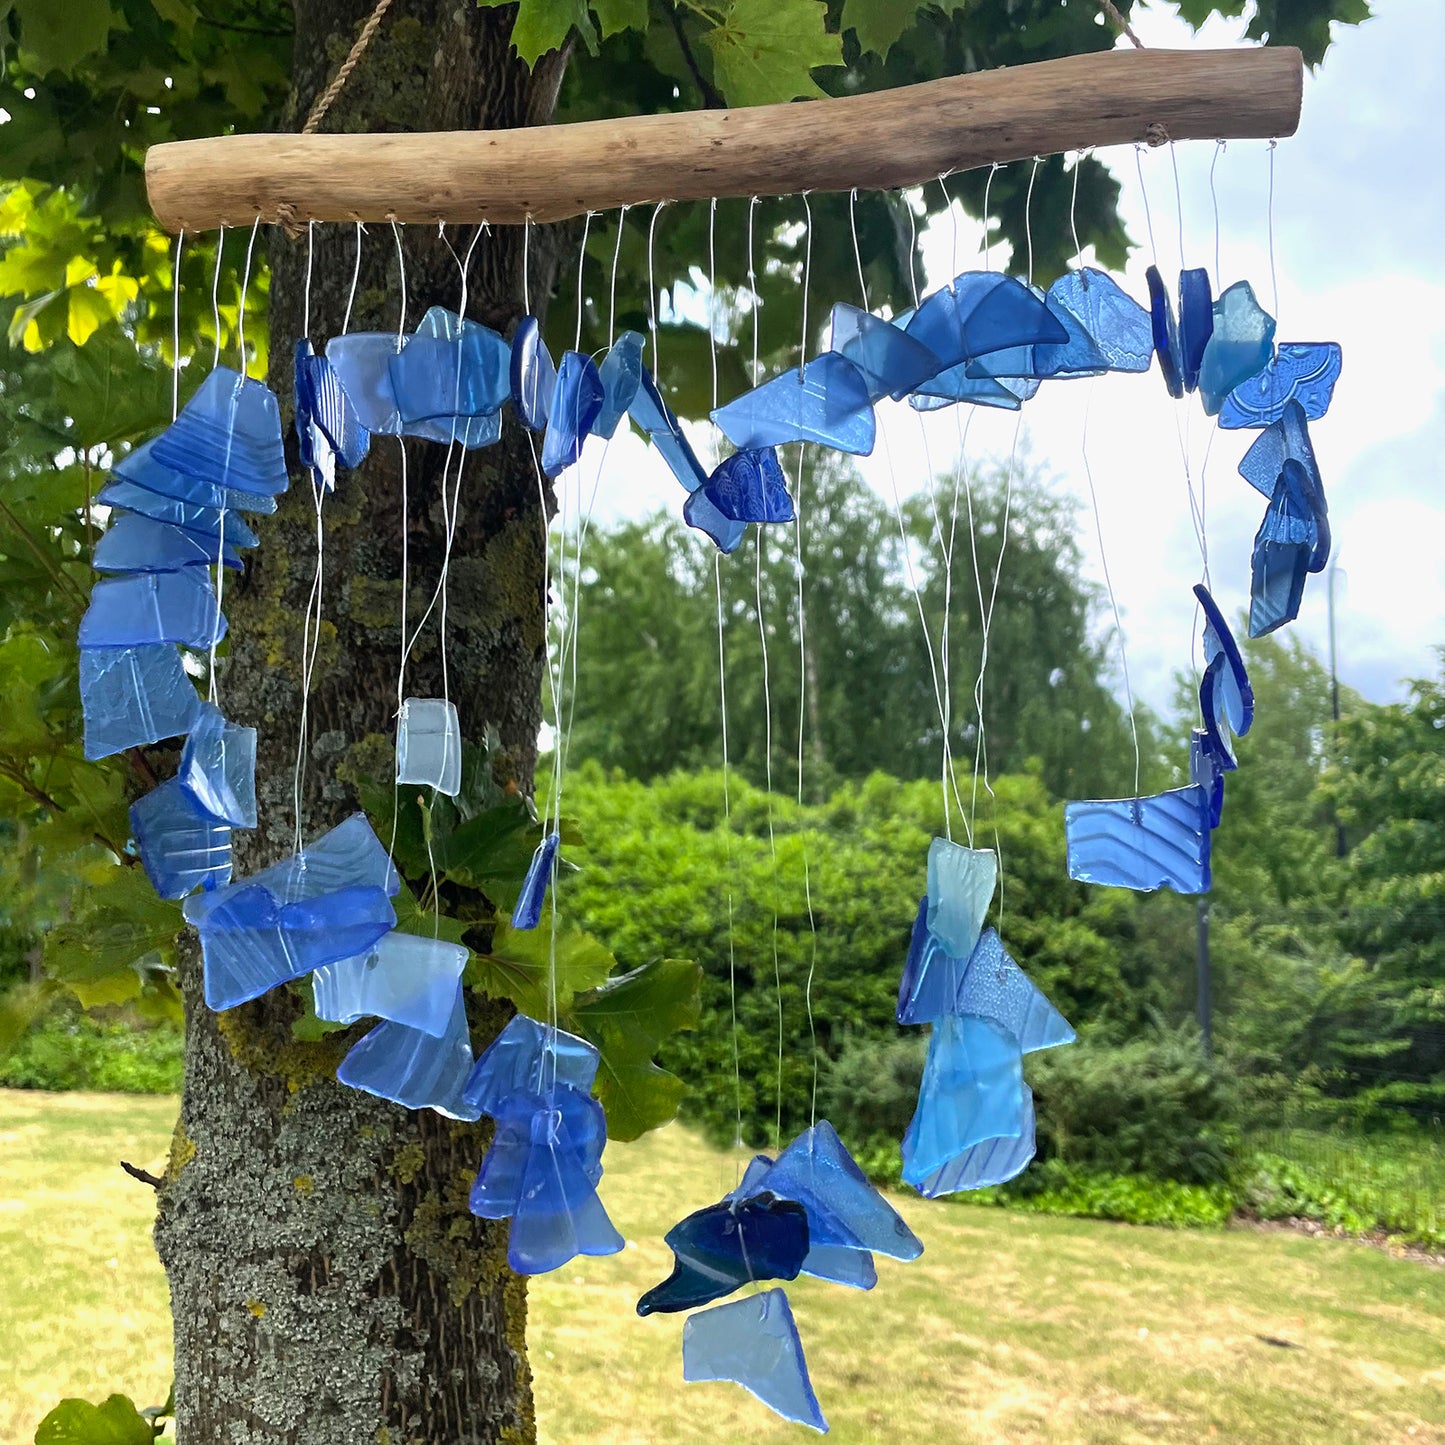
[469, 1087, 607, 1220]
[1146, 265, 1183, 398]
[897, 896, 963, 1025]
[908, 362, 1024, 412]
[636, 1194, 811, 1316]
[1239, 400, 1322, 499]
[681, 488, 749, 554]
[1064, 786, 1213, 894]
[79, 570, 226, 650]
[1047, 268, 1153, 373]
[80, 644, 199, 761]
[510, 316, 557, 431]
[336, 982, 480, 1119]
[828, 303, 941, 402]
[801, 1243, 876, 1289]
[955, 929, 1076, 1054]
[114, 438, 277, 515]
[1248, 465, 1315, 638]
[711, 354, 876, 457]
[92, 515, 241, 574]
[702, 447, 794, 523]
[963, 282, 1107, 382]
[312, 929, 469, 1037]
[592, 331, 645, 439]
[511, 831, 561, 931]
[326, 333, 404, 434]
[463, 1014, 600, 1117]
[405, 410, 502, 450]
[391, 306, 511, 425]
[1178, 268, 1214, 394]
[245, 812, 401, 904]
[1194, 583, 1254, 741]
[179, 701, 257, 828]
[541, 351, 605, 475]
[925, 838, 997, 959]
[150, 366, 289, 496]
[629, 368, 710, 492]
[951, 272, 1070, 359]
[131, 777, 232, 899]
[1218, 342, 1342, 429]
[1198, 281, 1276, 416]
[913, 1088, 1036, 1198]
[96, 482, 257, 553]
[1190, 729, 1225, 829]
[900, 1013, 1026, 1185]
[395, 697, 461, 797]
[295, 341, 369, 486]
[682, 1289, 828, 1434]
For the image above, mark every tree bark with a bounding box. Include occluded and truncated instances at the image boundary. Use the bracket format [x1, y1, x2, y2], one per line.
[152, 4, 569, 1440]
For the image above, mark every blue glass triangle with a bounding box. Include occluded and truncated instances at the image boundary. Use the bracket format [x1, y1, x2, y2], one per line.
[828, 302, 941, 403]
[592, 331, 645, 439]
[469, 1085, 606, 1220]
[464, 1014, 600, 1117]
[1238, 399, 1322, 500]
[149, 367, 289, 497]
[96, 480, 258, 552]
[79, 570, 226, 650]
[1046, 268, 1153, 373]
[950, 272, 1070, 358]
[178, 700, 257, 828]
[628, 367, 710, 492]
[541, 351, 605, 476]
[312, 929, 469, 1038]
[956, 929, 1075, 1053]
[326, 333, 404, 435]
[1065, 786, 1213, 894]
[897, 896, 968, 1027]
[510, 316, 557, 431]
[702, 447, 794, 523]
[1219, 342, 1342, 429]
[511, 831, 561, 930]
[711, 354, 875, 456]
[912, 1086, 1036, 1197]
[93, 514, 241, 574]
[926, 838, 997, 959]
[243, 812, 400, 904]
[130, 776, 232, 899]
[1189, 728, 1225, 829]
[799, 1242, 876, 1290]
[1198, 281, 1275, 416]
[114, 438, 277, 515]
[80, 644, 199, 761]
[1178, 268, 1214, 394]
[965, 283, 1110, 382]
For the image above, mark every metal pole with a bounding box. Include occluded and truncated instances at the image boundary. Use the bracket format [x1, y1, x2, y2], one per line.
[1328, 556, 1347, 858]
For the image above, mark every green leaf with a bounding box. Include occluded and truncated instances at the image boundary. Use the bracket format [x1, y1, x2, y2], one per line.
[34, 1393, 155, 1445]
[591, 0, 647, 37]
[0, 980, 49, 1059]
[148, 0, 197, 31]
[466, 917, 616, 1018]
[479, 0, 598, 65]
[569, 957, 703, 1140]
[702, 0, 841, 108]
[842, 0, 924, 58]
[48, 328, 176, 451]
[289, 978, 350, 1041]
[392, 885, 472, 951]
[432, 795, 544, 890]
[12, 0, 112, 75]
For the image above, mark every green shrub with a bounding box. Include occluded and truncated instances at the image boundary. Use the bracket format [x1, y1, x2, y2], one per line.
[0, 1002, 182, 1093]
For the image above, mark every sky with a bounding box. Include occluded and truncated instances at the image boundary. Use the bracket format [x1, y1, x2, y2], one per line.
[573, 0, 1445, 719]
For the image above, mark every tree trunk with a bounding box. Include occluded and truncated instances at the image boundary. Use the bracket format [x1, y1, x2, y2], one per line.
[153, 5, 570, 1440]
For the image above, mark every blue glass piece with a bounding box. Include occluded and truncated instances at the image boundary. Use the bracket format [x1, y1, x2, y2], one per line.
[114, 438, 277, 515]
[1248, 465, 1315, 639]
[395, 697, 461, 797]
[1218, 342, 1342, 429]
[1189, 729, 1225, 829]
[925, 838, 997, 959]
[130, 776, 232, 899]
[897, 897, 968, 1027]
[629, 367, 711, 486]
[682, 1289, 828, 1434]
[96, 481, 258, 552]
[901, 1013, 1026, 1185]
[326, 333, 404, 435]
[711, 354, 876, 457]
[636, 1194, 810, 1316]
[956, 928, 1076, 1054]
[1178, 268, 1213, 394]
[1065, 785, 1213, 894]
[1198, 281, 1276, 416]
[702, 447, 794, 524]
[592, 331, 645, 439]
[79, 570, 226, 650]
[828, 302, 941, 403]
[946, 272, 1069, 360]
[908, 362, 1025, 411]
[149, 366, 289, 497]
[463, 1014, 600, 1117]
[510, 316, 557, 431]
[80, 645, 200, 761]
[680, 488, 749, 553]
[313, 929, 470, 1037]
[469, 1087, 606, 1223]
[244, 812, 401, 904]
[296, 340, 369, 490]
[1146, 265, 1183, 399]
[92, 514, 241, 574]
[336, 982, 480, 1120]
[963, 282, 1108, 382]
[912, 1087, 1036, 1198]
[1239, 399, 1321, 499]
[404, 411, 502, 450]
[178, 700, 257, 828]
[1047, 268, 1153, 373]
[1194, 583, 1254, 742]
[392, 306, 511, 426]
[541, 351, 605, 476]
[511, 831, 561, 931]
[799, 1242, 876, 1290]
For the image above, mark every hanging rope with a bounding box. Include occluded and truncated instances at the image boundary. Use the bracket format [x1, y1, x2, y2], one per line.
[1097, 0, 1145, 50]
[302, 0, 396, 135]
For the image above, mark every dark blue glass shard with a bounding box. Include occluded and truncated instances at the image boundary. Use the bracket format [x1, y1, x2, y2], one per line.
[79, 570, 226, 650]
[965, 285, 1109, 382]
[909, 361, 1025, 411]
[1193, 583, 1254, 763]
[1198, 281, 1275, 416]
[510, 316, 557, 431]
[80, 644, 200, 761]
[96, 481, 258, 552]
[469, 1088, 606, 1223]
[114, 438, 276, 515]
[92, 514, 241, 574]
[464, 1014, 600, 1118]
[326, 333, 404, 435]
[950, 272, 1069, 358]
[926, 838, 997, 959]
[511, 831, 561, 931]
[1189, 728, 1225, 829]
[636, 1194, 810, 1316]
[956, 929, 1076, 1054]
[711, 354, 876, 457]
[702, 447, 794, 523]
[1198, 661, 1239, 772]
[681, 487, 749, 554]
[312, 929, 469, 1037]
[1219, 342, 1342, 429]
[1047, 268, 1153, 373]
[149, 366, 289, 497]
[592, 331, 645, 439]
[178, 700, 257, 829]
[898, 897, 968, 1027]
[1248, 465, 1316, 638]
[1065, 785, 1213, 894]
[1178, 268, 1213, 394]
[336, 982, 480, 1119]
[296, 340, 369, 489]
[396, 696, 461, 797]
[1147, 265, 1183, 398]
[682, 1289, 828, 1434]
[901, 1013, 1026, 1186]
[130, 776, 232, 899]
[828, 302, 941, 403]
[629, 367, 710, 492]
[244, 812, 401, 904]
[912, 1087, 1036, 1198]
[541, 351, 605, 476]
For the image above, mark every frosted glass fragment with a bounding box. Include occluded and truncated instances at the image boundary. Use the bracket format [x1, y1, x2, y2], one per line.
[1178, 268, 1213, 394]
[405, 410, 502, 450]
[1198, 281, 1275, 416]
[955, 928, 1076, 1054]
[925, 837, 997, 959]
[130, 776, 232, 899]
[1146, 265, 1183, 398]
[1218, 343, 1342, 429]
[1238, 399, 1321, 499]
[1047, 267, 1153, 373]
[701, 447, 794, 523]
[799, 1243, 876, 1290]
[463, 1014, 600, 1117]
[541, 351, 605, 476]
[326, 333, 404, 435]
[908, 361, 1024, 411]
[828, 302, 941, 402]
[114, 437, 277, 515]
[711, 354, 876, 457]
[312, 929, 469, 1037]
[682, 1290, 828, 1434]
[680, 487, 749, 553]
[1065, 786, 1213, 894]
[96, 481, 257, 554]
[179, 700, 257, 828]
[510, 316, 557, 431]
[391, 306, 510, 428]
[149, 366, 289, 497]
[395, 696, 461, 797]
[1248, 462, 1317, 638]
[80, 644, 199, 760]
[244, 812, 400, 904]
[79, 570, 226, 650]
[1189, 729, 1225, 829]
[897, 897, 968, 1026]
[963, 282, 1108, 382]
[629, 368, 711, 492]
[511, 831, 560, 931]
[592, 331, 645, 438]
[469, 1087, 606, 1221]
[913, 1087, 1036, 1197]
[92, 514, 241, 574]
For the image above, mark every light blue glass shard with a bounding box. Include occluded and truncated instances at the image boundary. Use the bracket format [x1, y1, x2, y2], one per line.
[1218, 342, 1342, 429]
[130, 776, 232, 899]
[511, 831, 561, 930]
[1047, 267, 1153, 373]
[1248, 466, 1315, 639]
[800, 1242, 876, 1290]
[901, 1013, 1025, 1185]
[711, 354, 876, 457]
[396, 696, 461, 797]
[392, 306, 511, 424]
[469, 1087, 606, 1221]
[680, 488, 749, 554]
[902, 287, 967, 365]
[336, 981, 480, 1119]
[897, 897, 968, 1027]
[963, 278, 1108, 383]
[629, 367, 710, 491]
[80, 644, 199, 761]
[592, 331, 645, 439]
[149, 366, 289, 497]
[925, 838, 997, 959]
[1178, 268, 1213, 394]
[79, 570, 226, 650]
[244, 812, 401, 904]
[701, 447, 794, 523]
[1198, 281, 1276, 416]
[908, 361, 1025, 411]
[312, 929, 469, 1037]
[1146, 265, 1183, 398]
[1064, 785, 1213, 894]
[956, 928, 1076, 1054]
[114, 438, 278, 515]
[406, 410, 502, 450]
[1189, 728, 1225, 829]
[463, 1013, 600, 1116]
[828, 302, 941, 403]
[541, 351, 605, 476]
[326, 333, 404, 435]
[1238, 399, 1321, 499]
[682, 1289, 828, 1434]
[92, 514, 241, 574]
[178, 700, 257, 828]
[913, 1087, 1036, 1198]
[926, 273, 1068, 363]
[510, 316, 557, 431]
[96, 481, 258, 553]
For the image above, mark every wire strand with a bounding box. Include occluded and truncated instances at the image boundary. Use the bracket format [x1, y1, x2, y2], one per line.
[171, 230, 184, 420]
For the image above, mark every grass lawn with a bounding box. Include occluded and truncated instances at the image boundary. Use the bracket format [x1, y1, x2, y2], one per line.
[2, 1091, 1442, 1445]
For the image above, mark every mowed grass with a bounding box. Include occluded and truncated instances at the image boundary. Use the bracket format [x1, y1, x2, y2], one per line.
[3, 1092, 1443, 1445]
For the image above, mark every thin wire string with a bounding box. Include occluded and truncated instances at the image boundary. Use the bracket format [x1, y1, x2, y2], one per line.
[210, 225, 225, 371]
[1267, 140, 1280, 320]
[171, 231, 184, 420]
[1135, 146, 1159, 268]
[1209, 140, 1225, 290]
[1025, 156, 1042, 285]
